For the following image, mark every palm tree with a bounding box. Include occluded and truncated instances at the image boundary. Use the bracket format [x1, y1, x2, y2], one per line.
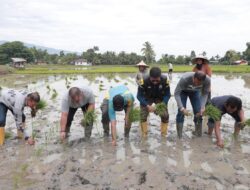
[141, 41, 156, 64]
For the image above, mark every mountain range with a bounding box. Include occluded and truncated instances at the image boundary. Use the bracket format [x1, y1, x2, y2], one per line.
[0, 40, 79, 55]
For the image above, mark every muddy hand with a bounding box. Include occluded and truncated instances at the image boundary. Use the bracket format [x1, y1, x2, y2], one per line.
[147, 105, 155, 113]
[216, 140, 224, 148]
[112, 140, 117, 146]
[27, 137, 35, 145]
[60, 131, 66, 140]
[182, 109, 191, 116]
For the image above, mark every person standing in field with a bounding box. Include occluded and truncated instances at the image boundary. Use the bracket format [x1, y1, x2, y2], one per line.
[168, 62, 173, 80]
[207, 95, 246, 148]
[60, 86, 95, 140]
[192, 55, 212, 103]
[0, 89, 40, 145]
[174, 71, 211, 138]
[137, 67, 171, 137]
[100, 85, 134, 146]
[135, 60, 149, 85]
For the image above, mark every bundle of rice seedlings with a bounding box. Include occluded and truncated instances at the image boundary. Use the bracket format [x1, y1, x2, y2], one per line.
[51, 89, 58, 99]
[46, 85, 51, 91]
[244, 119, 250, 127]
[204, 104, 221, 121]
[129, 107, 140, 123]
[5, 131, 12, 139]
[36, 99, 47, 110]
[155, 103, 167, 116]
[81, 110, 97, 127]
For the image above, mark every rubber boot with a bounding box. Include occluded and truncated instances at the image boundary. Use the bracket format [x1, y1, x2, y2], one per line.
[161, 123, 168, 136]
[124, 127, 131, 138]
[0, 127, 5, 146]
[141, 122, 148, 137]
[193, 121, 202, 137]
[176, 123, 183, 139]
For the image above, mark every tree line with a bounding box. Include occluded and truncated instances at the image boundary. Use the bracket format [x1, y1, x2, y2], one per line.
[0, 41, 249, 65]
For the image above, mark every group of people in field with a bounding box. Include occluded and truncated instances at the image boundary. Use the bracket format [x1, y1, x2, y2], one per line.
[0, 55, 247, 148]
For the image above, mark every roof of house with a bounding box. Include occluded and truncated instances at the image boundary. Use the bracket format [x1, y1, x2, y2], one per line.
[11, 58, 27, 62]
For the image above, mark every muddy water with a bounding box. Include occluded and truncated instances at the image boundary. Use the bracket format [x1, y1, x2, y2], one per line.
[0, 73, 250, 190]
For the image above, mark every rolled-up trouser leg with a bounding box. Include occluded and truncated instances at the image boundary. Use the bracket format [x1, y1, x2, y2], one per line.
[81, 104, 93, 138]
[0, 103, 7, 145]
[100, 99, 110, 136]
[124, 122, 131, 138]
[124, 106, 132, 137]
[140, 105, 149, 137]
[65, 107, 78, 134]
[190, 91, 202, 137]
[207, 118, 215, 135]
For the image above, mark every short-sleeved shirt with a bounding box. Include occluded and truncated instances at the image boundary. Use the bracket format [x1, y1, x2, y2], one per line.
[211, 95, 242, 121]
[105, 85, 134, 121]
[61, 86, 95, 113]
[0, 89, 28, 136]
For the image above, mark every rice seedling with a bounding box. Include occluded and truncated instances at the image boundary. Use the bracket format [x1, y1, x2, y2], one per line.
[204, 104, 221, 121]
[46, 85, 51, 91]
[36, 99, 47, 110]
[51, 89, 58, 99]
[81, 110, 97, 127]
[128, 107, 140, 123]
[244, 119, 250, 127]
[114, 78, 120, 83]
[155, 103, 167, 116]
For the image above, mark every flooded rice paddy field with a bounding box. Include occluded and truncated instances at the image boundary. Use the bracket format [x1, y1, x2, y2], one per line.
[0, 73, 250, 190]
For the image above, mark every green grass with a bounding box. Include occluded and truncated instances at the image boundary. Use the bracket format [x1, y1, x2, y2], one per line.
[155, 103, 168, 116]
[129, 107, 141, 123]
[11, 64, 250, 74]
[204, 104, 221, 121]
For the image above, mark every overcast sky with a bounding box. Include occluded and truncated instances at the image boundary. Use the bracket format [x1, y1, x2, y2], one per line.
[0, 0, 249, 58]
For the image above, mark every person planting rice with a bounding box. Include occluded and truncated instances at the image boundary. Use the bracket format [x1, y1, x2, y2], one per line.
[174, 71, 211, 138]
[137, 67, 171, 137]
[60, 86, 95, 140]
[100, 85, 134, 146]
[0, 89, 40, 145]
[207, 95, 246, 148]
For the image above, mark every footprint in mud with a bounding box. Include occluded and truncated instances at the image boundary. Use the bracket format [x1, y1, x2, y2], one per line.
[70, 173, 90, 186]
[48, 173, 60, 190]
[138, 171, 147, 185]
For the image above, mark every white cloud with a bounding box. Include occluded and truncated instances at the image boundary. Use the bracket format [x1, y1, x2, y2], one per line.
[0, 0, 249, 58]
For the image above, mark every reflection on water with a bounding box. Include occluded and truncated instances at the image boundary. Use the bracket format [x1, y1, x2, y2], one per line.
[1, 73, 250, 183]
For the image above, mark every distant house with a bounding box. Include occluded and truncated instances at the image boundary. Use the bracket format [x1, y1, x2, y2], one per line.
[233, 60, 248, 66]
[11, 58, 27, 68]
[71, 59, 92, 66]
